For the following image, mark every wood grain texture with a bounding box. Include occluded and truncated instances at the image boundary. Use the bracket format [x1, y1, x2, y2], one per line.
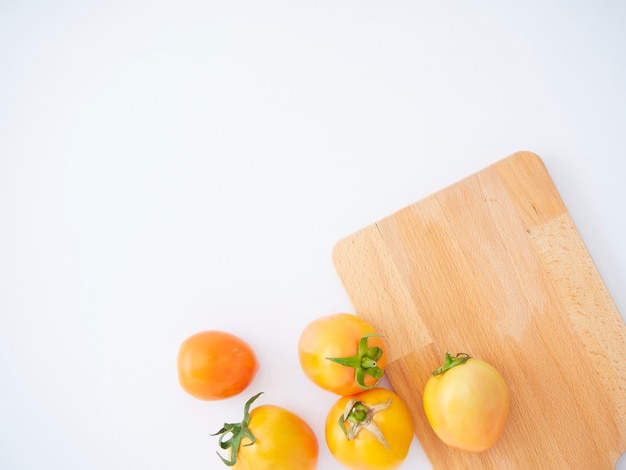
[333, 151, 626, 469]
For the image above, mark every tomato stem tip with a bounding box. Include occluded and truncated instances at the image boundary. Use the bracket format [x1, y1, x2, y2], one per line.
[326, 334, 385, 390]
[432, 352, 471, 376]
[338, 398, 392, 449]
[211, 392, 262, 467]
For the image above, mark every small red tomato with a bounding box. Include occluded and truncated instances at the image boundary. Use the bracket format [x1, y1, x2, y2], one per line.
[177, 330, 258, 400]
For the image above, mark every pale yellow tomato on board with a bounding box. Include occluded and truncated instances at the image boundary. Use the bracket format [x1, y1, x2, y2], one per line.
[423, 352, 509, 452]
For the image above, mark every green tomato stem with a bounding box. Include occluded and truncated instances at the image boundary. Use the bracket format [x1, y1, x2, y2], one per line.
[326, 334, 385, 390]
[432, 352, 471, 376]
[211, 392, 262, 467]
[338, 397, 392, 449]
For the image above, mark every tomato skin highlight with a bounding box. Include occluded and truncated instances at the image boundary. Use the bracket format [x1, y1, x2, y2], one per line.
[325, 388, 414, 470]
[423, 354, 509, 452]
[177, 330, 258, 401]
[298, 313, 387, 396]
[232, 404, 319, 470]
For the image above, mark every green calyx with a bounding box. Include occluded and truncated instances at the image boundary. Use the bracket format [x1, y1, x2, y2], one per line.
[211, 392, 261, 467]
[432, 351, 471, 376]
[338, 397, 392, 449]
[326, 334, 385, 390]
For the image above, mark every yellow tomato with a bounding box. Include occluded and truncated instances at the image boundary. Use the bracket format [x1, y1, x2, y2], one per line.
[298, 313, 387, 395]
[325, 388, 415, 470]
[213, 393, 319, 470]
[423, 352, 509, 452]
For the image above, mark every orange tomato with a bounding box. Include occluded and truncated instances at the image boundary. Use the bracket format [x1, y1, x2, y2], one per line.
[213, 393, 319, 470]
[423, 352, 509, 452]
[325, 388, 414, 470]
[177, 330, 258, 401]
[298, 313, 387, 396]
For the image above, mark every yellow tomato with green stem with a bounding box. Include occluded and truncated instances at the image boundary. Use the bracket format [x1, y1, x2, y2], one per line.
[325, 388, 415, 470]
[212, 392, 319, 470]
[423, 352, 509, 453]
[298, 313, 387, 395]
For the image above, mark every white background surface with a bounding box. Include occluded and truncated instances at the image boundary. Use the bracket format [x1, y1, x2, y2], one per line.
[1, 1, 625, 469]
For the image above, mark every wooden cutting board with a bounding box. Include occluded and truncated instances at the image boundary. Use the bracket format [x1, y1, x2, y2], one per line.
[333, 151, 626, 469]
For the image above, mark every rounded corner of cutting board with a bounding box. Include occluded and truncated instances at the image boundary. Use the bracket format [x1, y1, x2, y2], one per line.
[499, 150, 545, 169]
[331, 234, 353, 272]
